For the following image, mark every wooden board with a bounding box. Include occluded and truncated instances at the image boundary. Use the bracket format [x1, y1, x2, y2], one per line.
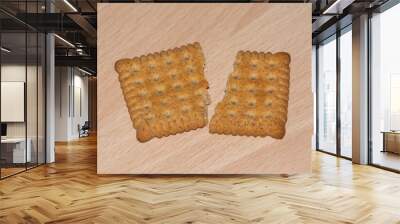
[97, 3, 312, 174]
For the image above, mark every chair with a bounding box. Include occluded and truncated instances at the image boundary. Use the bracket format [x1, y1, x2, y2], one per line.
[79, 121, 90, 138]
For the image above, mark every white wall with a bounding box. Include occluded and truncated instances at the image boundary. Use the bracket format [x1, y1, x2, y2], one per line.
[1, 66, 26, 138]
[55, 67, 70, 141]
[71, 73, 89, 138]
[1, 63, 46, 164]
[54, 67, 89, 141]
[1, 64, 38, 138]
[1, 82, 25, 122]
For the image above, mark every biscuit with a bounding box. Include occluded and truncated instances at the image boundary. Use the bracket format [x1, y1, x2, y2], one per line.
[209, 51, 290, 139]
[115, 42, 210, 142]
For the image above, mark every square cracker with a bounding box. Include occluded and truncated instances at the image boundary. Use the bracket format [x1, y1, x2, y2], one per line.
[209, 51, 290, 139]
[115, 42, 210, 142]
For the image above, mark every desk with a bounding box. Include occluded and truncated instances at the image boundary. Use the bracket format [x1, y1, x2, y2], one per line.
[1, 138, 31, 163]
[381, 131, 400, 154]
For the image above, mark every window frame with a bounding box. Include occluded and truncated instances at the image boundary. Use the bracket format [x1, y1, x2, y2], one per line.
[315, 24, 353, 161]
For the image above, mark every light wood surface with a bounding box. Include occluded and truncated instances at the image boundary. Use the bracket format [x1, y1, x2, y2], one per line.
[97, 3, 312, 174]
[1, 135, 400, 223]
[0, 167, 25, 178]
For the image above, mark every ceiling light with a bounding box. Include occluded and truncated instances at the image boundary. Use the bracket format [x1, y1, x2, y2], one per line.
[76, 48, 85, 55]
[63, 0, 78, 12]
[323, 0, 342, 14]
[1, 47, 11, 53]
[78, 67, 93, 76]
[54, 34, 75, 48]
[323, 0, 354, 15]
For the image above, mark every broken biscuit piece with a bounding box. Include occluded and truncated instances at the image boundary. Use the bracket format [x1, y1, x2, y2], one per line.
[209, 51, 290, 139]
[115, 42, 210, 142]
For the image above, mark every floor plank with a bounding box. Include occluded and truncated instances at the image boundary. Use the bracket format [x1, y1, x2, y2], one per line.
[1, 135, 400, 223]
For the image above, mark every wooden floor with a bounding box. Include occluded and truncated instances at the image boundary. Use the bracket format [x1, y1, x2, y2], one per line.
[1, 135, 400, 223]
[0, 167, 26, 178]
[373, 150, 400, 171]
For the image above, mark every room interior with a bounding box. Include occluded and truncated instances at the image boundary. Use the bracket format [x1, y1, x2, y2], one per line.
[0, 30, 46, 177]
[0, 0, 400, 222]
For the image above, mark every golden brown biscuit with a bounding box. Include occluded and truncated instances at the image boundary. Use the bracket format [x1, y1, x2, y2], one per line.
[209, 51, 290, 139]
[115, 42, 210, 142]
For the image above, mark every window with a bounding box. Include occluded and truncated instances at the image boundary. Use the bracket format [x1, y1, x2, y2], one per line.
[0, 1, 46, 179]
[339, 27, 352, 158]
[371, 3, 400, 171]
[390, 74, 400, 130]
[315, 26, 353, 158]
[317, 36, 337, 154]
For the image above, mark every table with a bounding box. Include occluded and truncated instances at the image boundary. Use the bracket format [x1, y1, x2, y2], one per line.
[381, 131, 400, 154]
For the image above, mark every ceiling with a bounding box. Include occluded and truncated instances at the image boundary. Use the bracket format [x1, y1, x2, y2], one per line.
[0, 0, 391, 74]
